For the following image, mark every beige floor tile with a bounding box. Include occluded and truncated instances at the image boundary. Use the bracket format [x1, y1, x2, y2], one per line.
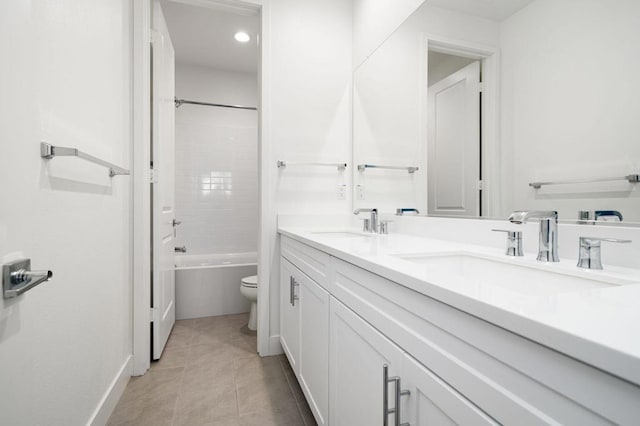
[234, 355, 285, 383]
[176, 318, 196, 328]
[230, 323, 256, 339]
[166, 325, 195, 349]
[236, 373, 298, 416]
[228, 334, 258, 360]
[174, 383, 238, 425]
[190, 326, 233, 346]
[153, 345, 189, 370]
[109, 314, 315, 426]
[236, 405, 305, 426]
[108, 367, 183, 425]
[183, 360, 235, 390]
[187, 342, 236, 368]
[194, 315, 234, 330]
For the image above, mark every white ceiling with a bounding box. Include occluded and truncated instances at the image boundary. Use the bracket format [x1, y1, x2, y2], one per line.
[160, 0, 258, 73]
[427, 0, 535, 21]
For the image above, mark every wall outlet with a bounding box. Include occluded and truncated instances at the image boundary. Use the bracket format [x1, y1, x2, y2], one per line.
[337, 184, 346, 200]
[356, 185, 365, 200]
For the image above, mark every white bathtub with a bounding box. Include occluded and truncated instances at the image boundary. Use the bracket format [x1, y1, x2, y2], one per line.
[174, 252, 257, 320]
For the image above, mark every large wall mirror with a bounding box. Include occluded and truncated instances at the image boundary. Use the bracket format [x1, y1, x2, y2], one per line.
[353, 0, 640, 223]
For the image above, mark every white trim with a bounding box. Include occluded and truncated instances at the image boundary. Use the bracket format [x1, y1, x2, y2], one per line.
[131, 0, 273, 372]
[87, 355, 133, 426]
[269, 334, 284, 355]
[250, 0, 274, 357]
[132, 0, 152, 377]
[425, 34, 501, 218]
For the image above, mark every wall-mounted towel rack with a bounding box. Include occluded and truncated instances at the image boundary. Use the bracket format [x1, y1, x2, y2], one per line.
[40, 142, 130, 177]
[174, 97, 257, 111]
[277, 161, 347, 171]
[357, 164, 419, 174]
[529, 174, 639, 189]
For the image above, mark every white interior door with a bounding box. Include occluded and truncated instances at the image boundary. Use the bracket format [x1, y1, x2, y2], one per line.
[427, 61, 481, 216]
[151, 0, 176, 360]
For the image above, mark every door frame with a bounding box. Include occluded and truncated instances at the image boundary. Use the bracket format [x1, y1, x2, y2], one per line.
[423, 34, 501, 218]
[131, 0, 272, 376]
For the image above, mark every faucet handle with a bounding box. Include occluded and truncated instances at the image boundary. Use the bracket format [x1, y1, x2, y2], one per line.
[359, 218, 371, 232]
[492, 229, 524, 257]
[577, 237, 631, 270]
[379, 220, 393, 235]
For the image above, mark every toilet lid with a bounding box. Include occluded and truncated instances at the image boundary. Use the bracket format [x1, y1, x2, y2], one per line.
[241, 275, 258, 287]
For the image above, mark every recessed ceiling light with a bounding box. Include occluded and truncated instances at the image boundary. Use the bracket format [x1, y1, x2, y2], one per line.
[234, 31, 250, 43]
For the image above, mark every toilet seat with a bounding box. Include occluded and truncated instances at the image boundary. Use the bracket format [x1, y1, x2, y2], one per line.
[241, 275, 258, 288]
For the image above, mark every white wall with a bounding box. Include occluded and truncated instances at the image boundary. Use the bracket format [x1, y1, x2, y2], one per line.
[500, 0, 640, 221]
[174, 64, 258, 255]
[427, 51, 475, 87]
[0, 1, 132, 424]
[264, 0, 353, 353]
[353, 0, 426, 68]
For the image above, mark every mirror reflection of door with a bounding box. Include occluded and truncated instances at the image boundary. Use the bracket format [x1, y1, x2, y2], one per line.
[427, 51, 481, 217]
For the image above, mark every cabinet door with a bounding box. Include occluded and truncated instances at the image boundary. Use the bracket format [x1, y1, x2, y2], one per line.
[299, 272, 330, 425]
[329, 296, 404, 426]
[402, 354, 497, 426]
[280, 258, 300, 370]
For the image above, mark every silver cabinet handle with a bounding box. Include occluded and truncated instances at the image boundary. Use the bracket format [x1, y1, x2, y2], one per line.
[383, 364, 390, 426]
[3, 259, 53, 299]
[395, 376, 410, 426]
[383, 364, 411, 426]
[289, 276, 299, 306]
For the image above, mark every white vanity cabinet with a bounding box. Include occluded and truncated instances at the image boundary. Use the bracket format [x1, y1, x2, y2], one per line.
[280, 238, 331, 425]
[279, 234, 640, 425]
[329, 296, 495, 426]
[279, 258, 301, 370]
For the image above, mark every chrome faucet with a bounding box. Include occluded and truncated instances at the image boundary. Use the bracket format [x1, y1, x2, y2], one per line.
[354, 208, 378, 233]
[508, 210, 559, 262]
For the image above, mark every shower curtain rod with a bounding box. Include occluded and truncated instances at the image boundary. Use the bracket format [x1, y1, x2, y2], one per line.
[174, 98, 257, 111]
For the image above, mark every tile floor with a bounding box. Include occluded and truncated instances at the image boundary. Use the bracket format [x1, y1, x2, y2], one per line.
[108, 313, 317, 426]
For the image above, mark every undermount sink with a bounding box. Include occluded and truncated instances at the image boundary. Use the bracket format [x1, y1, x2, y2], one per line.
[311, 231, 372, 238]
[391, 252, 634, 297]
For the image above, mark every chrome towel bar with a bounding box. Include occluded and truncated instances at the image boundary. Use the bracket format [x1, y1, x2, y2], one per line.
[358, 164, 419, 173]
[174, 97, 257, 111]
[529, 174, 639, 189]
[277, 160, 347, 171]
[40, 142, 130, 177]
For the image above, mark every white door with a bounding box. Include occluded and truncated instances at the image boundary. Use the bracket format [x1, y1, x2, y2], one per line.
[427, 61, 481, 217]
[402, 353, 497, 425]
[329, 296, 404, 426]
[151, 0, 176, 360]
[298, 271, 329, 425]
[280, 258, 301, 370]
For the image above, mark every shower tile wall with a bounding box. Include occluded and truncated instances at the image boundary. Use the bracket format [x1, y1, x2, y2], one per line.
[174, 64, 258, 255]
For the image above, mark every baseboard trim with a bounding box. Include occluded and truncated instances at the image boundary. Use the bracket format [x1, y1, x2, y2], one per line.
[264, 334, 283, 356]
[87, 355, 132, 426]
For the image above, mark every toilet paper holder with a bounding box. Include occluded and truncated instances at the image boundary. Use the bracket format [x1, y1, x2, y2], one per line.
[3, 258, 53, 299]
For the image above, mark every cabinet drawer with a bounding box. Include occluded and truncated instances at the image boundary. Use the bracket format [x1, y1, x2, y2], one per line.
[281, 235, 331, 290]
[330, 257, 640, 425]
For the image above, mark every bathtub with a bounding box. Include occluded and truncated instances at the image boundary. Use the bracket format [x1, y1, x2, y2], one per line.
[174, 252, 257, 320]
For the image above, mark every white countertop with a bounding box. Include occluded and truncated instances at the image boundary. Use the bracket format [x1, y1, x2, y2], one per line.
[278, 226, 640, 386]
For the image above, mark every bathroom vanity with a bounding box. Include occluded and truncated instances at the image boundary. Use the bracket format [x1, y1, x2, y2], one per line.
[278, 225, 640, 425]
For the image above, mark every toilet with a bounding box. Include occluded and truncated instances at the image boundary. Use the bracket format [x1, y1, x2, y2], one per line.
[240, 275, 258, 331]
